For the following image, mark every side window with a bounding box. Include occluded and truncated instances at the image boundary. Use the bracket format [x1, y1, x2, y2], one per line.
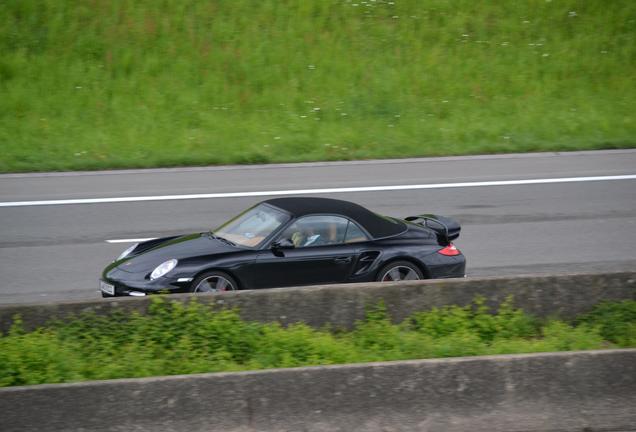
[345, 221, 369, 243]
[279, 216, 349, 248]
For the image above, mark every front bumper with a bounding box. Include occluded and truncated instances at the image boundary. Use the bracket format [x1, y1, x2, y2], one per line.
[99, 277, 192, 298]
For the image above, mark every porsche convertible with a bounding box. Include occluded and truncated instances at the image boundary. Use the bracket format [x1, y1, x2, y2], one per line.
[100, 197, 465, 297]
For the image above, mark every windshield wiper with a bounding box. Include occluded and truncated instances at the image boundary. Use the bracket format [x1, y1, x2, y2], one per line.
[216, 236, 236, 246]
[209, 232, 236, 246]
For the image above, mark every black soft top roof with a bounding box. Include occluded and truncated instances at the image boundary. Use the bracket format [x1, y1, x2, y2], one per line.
[263, 197, 406, 239]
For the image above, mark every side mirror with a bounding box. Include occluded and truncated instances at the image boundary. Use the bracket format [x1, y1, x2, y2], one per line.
[271, 238, 295, 249]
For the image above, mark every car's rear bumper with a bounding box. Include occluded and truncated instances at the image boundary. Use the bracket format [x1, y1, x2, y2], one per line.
[426, 254, 467, 279]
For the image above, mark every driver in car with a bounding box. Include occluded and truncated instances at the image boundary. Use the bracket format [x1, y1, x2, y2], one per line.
[290, 221, 341, 247]
[291, 227, 322, 247]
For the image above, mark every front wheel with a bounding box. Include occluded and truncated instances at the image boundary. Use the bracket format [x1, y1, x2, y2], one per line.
[376, 261, 424, 282]
[190, 271, 238, 293]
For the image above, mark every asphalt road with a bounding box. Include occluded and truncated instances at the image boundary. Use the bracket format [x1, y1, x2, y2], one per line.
[1, 150, 635, 305]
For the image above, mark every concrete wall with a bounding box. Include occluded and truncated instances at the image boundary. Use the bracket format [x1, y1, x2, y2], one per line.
[1, 271, 635, 332]
[1, 349, 634, 432]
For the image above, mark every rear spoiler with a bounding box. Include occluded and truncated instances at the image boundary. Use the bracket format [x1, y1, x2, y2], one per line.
[404, 214, 461, 245]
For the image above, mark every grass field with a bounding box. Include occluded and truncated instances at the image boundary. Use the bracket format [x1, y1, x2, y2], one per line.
[1, 298, 634, 386]
[1, 0, 635, 172]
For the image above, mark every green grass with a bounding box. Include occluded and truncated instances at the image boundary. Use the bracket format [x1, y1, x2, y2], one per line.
[1, 0, 635, 172]
[1, 298, 634, 387]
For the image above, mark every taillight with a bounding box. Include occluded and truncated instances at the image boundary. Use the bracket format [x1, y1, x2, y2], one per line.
[438, 243, 461, 256]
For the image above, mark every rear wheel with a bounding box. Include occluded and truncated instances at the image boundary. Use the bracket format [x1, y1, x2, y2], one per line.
[190, 271, 238, 293]
[376, 261, 424, 282]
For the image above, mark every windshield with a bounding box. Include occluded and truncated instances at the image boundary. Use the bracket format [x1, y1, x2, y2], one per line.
[213, 204, 290, 248]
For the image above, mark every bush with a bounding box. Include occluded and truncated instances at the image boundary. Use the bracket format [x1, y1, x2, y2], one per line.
[0, 298, 633, 387]
[576, 300, 636, 347]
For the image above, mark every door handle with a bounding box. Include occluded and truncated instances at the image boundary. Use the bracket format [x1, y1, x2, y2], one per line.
[334, 257, 352, 264]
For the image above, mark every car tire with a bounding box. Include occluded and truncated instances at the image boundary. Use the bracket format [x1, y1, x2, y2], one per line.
[376, 261, 424, 282]
[190, 271, 238, 293]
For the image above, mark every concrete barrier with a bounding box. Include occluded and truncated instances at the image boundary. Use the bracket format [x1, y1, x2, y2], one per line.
[1, 349, 634, 432]
[1, 271, 634, 333]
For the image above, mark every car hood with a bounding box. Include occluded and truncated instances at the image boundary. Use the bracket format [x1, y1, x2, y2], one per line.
[112, 233, 238, 274]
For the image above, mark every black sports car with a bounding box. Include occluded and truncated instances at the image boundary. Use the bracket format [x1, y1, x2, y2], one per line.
[100, 197, 465, 297]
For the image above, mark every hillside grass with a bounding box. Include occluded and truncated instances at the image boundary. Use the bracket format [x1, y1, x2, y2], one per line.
[1, 298, 634, 387]
[1, 0, 635, 172]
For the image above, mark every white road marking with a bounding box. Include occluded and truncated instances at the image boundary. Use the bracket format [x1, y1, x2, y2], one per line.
[1, 174, 635, 208]
[106, 238, 156, 244]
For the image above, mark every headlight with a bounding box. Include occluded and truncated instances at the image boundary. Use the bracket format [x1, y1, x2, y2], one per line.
[117, 243, 138, 260]
[150, 259, 178, 280]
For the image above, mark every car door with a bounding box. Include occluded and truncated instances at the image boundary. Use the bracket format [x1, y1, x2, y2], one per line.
[252, 215, 359, 288]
